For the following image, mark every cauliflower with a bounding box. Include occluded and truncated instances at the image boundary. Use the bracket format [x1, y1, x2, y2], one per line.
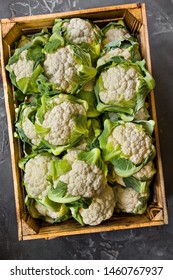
[41, 101, 85, 146]
[99, 120, 156, 178]
[63, 149, 81, 165]
[79, 185, 115, 225]
[109, 161, 155, 195]
[6, 29, 50, 95]
[99, 65, 139, 105]
[102, 20, 132, 47]
[103, 28, 131, 46]
[63, 18, 96, 45]
[95, 59, 155, 115]
[114, 184, 149, 214]
[35, 94, 88, 155]
[108, 122, 152, 165]
[20, 106, 41, 146]
[133, 161, 156, 181]
[44, 45, 79, 92]
[134, 105, 150, 120]
[48, 148, 108, 203]
[51, 18, 102, 61]
[35, 202, 62, 220]
[22, 117, 40, 146]
[24, 154, 52, 199]
[97, 39, 141, 68]
[10, 50, 34, 81]
[59, 159, 106, 197]
[97, 48, 131, 67]
[25, 196, 70, 223]
[15, 104, 42, 148]
[34, 201, 70, 222]
[43, 44, 97, 93]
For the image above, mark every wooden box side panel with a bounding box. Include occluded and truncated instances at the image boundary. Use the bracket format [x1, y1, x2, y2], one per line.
[0, 28, 23, 239]
[24, 214, 164, 241]
[0, 23, 40, 240]
[139, 3, 168, 224]
[0, 3, 140, 23]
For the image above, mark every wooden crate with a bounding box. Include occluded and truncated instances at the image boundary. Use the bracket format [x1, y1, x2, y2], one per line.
[0, 3, 168, 240]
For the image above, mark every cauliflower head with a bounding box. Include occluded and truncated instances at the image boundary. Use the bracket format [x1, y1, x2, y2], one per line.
[22, 117, 40, 146]
[99, 120, 156, 177]
[10, 50, 34, 82]
[97, 48, 131, 67]
[107, 160, 155, 195]
[48, 148, 108, 203]
[24, 154, 52, 199]
[35, 94, 88, 155]
[108, 122, 152, 165]
[25, 196, 70, 223]
[133, 160, 156, 181]
[79, 185, 115, 225]
[59, 159, 106, 197]
[35, 202, 62, 220]
[62, 18, 97, 45]
[42, 101, 85, 146]
[44, 45, 79, 93]
[34, 202, 69, 223]
[52, 18, 102, 61]
[114, 184, 149, 214]
[99, 65, 139, 106]
[95, 58, 155, 115]
[15, 104, 41, 147]
[6, 29, 50, 95]
[43, 44, 97, 94]
[102, 20, 132, 47]
[103, 28, 131, 46]
[97, 39, 141, 68]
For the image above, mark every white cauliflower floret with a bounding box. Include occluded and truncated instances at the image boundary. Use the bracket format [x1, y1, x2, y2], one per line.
[59, 159, 106, 197]
[133, 161, 156, 181]
[115, 185, 139, 213]
[79, 185, 115, 225]
[108, 123, 152, 165]
[24, 155, 52, 199]
[103, 28, 131, 45]
[22, 118, 41, 146]
[98, 48, 131, 66]
[114, 185, 149, 214]
[63, 150, 81, 165]
[21, 107, 41, 146]
[134, 106, 150, 120]
[10, 50, 34, 81]
[35, 202, 61, 219]
[99, 65, 140, 105]
[43, 45, 79, 92]
[63, 18, 95, 44]
[40, 101, 86, 146]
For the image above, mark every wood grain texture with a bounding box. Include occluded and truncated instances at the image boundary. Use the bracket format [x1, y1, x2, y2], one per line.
[0, 3, 168, 241]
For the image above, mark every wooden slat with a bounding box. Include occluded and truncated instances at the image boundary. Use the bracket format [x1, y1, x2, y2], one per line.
[0, 3, 139, 23]
[0, 22, 16, 38]
[0, 25, 24, 240]
[23, 214, 165, 241]
[140, 3, 168, 224]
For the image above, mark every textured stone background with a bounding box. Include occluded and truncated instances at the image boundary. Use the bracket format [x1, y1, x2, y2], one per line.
[0, 0, 173, 260]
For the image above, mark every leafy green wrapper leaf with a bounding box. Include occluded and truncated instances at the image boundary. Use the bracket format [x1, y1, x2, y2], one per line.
[50, 159, 72, 180]
[48, 182, 80, 204]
